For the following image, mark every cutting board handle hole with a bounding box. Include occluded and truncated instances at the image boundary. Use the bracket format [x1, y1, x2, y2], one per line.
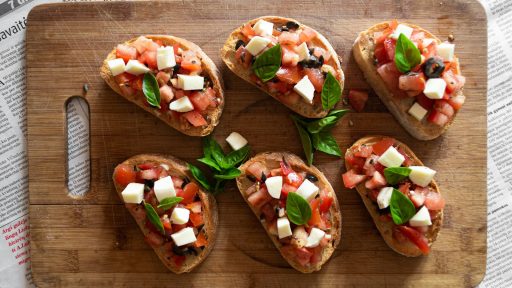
[65, 96, 91, 198]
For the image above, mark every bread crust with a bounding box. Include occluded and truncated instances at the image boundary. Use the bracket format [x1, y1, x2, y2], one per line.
[236, 152, 342, 272]
[112, 154, 218, 273]
[221, 16, 344, 118]
[345, 136, 443, 257]
[100, 35, 224, 136]
[353, 22, 464, 140]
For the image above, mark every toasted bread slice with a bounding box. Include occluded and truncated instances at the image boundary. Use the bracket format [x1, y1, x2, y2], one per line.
[100, 35, 224, 136]
[221, 16, 344, 118]
[353, 22, 464, 140]
[112, 154, 218, 273]
[236, 152, 342, 272]
[345, 136, 443, 257]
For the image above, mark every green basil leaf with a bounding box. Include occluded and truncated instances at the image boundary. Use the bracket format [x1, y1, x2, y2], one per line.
[222, 145, 250, 169]
[157, 196, 183, 210]
[327, 109, 350, 119]
[321, 72, 341, 110]
[312, 131, 342, 157]
[292, 118, 313, 166]
[214, 168, 241, 180]
[286, 192, 312, 225]
[252, 44, 282, 82]
[394, 33, 421, 73]
[142, 73, 161, 108]
[188, 163, 211, 191]
[144, 202, 164, 234]
[197, 157, 222, 172]
[306, 116, 339, 134]
[384, 167, 412, 185]
[389, 189, 416, 225]
[203, 137, 225, 167]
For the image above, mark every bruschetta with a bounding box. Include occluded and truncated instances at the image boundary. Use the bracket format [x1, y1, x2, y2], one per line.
[342, 136, 445, 256]
[221, 16, 344, 118]
[101, 35, 224, 136]
[236, 152, 342, 272]
[112, 154, 217, 273]
[353, 21, 466, 140]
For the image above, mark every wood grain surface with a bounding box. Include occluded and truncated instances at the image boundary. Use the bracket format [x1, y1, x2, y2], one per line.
[26, 1, 487, 287]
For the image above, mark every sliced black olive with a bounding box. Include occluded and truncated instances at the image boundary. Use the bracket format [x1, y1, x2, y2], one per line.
[172, 245, 187, 256]
[285, 21, 300, 30]
[422, 57, 445, 78]
[298, 55, 323, 68]
[144, 179, 154, 189]
[261, 172, 267, 183]
[378, 207, 391, 215]
[235, 39, 245, 50]
[305, 174, 318, 182]
[247, 174, 257, 182]
[277, 26, 289, 32]
[172, 63, 180, 78]
[181, 177, 190, 189]
[187, 247, 198, 256]
[309, 48, 315, 55]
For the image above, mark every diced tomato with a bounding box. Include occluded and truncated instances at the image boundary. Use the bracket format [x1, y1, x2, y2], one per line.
[114, 72, 136, 85]
[375, 20, 398, 44]
[411, 31, 425, 42]
[189, 90, 212, 111]
[186, 201, 202, 213]
[299, 27, 317, 43]
[447, 95, 465, 110]
[281, 183, 296, 198]
[281, 246, 312, 267]
[392, 226, 408, 243]
[131, 76, 143, 91]
[276, 66, 303, 84]
[351, 145, 372, 158]
[113, 164, 136, 186]
[345, 152, 366, 172]
[235, 46, 252, 69]
[434, 100, 455, 118]
[159, 85, 174, 103]
[190, 213, 204, 227]
[138, 163, 157, 170]
[308, 199, 321, 226]
[319, 189, 333, 213]
[280, 161, 293, 176]
[194, 232, 208, 248]
[377, 62, 401, 93]
[182, 111, 208, 127]
[397, 226, 430, 255]
[372, 138, 395, 155]
[241, 23, 256, 40]
[410, 187, 427, 208]
[247, 187, 272, 211]
[178, 182, 199, 204]
[267, 81, 291, 94]
[138, 50, 157, 70]
[309, 246, 323, 264]
[374, 43, 390, 65]
[261, 203, 276, 222]
[363, 155, 378, 176]
[374, 162, 385, 174]
[348, 90, 369, 112]
[303, 68, 324, 92]
[282, 45, 300, 66]
[277, 91, 301, 106]
[424, 192, 446, 210]
[278, 31, 300, 45]
[383, 38, 396, 61]
[174, 89, 186, 99]
[156, 71, 171, 86]
[427, 110, 450, 126]
[145, 231, 164, 247]
[116, 44, 137, 63]
[172, 223, 187, 232]
[312, 47, 331, 62]
[365, 171, 387, 190]
[399, 73, 426, 92]
[285, 172, 303, 187]
[181, 61, 202, 72]
[416, 93, 434, 110]
[398, 182, 411, 194]
[443, 70, 465, 93]
[173, 255, 186, 267]
[133, 36, 159, 54]
[422, 40, 437, 59]
[246, 162, 269, 180]
[138, 168, 159, 180]
[342, 169, 366, 189]
[162, 216, 172, 232]
[367, 189, 379, 202]
[397, 146, 413, 167]
[379, 213, 393, 222]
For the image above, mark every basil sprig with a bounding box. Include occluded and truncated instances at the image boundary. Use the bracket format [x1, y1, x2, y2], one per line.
[321, 72, 342, 110]
[188, 163, 212, 191]
[389, 189, 416, 225]
[291, 109, 348, 165]
[286, 192, 312, 225]
[252, 44, 282, 82]
[144, 202, 164, 234]
[394, 33, 421, 73]
[384, 167, 412, 185]
[157, 196, 183, 210]
[142, 73, 161, 108]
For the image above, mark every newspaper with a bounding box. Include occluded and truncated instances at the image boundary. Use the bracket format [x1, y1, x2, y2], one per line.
[0, 0, 510, 287]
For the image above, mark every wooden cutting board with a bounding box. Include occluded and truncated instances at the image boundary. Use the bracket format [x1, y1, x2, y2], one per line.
[26, 1, 487, 287]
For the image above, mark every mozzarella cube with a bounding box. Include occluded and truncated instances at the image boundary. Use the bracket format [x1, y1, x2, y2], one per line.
[277, 217, 292, 239]
[169, 96, 194, 112]
[170, 207, 190, 225]
[377, 146, 405, 168]
[377, 187, 394, 209]
[265, 176, 283, 199]
[125, 60, 150, 75]
[409, 166, 436, 187]
[409, 206, 432, 227]
[422, 38, 435, 48]
[245, 36, 271, 56]
[278, 208, 285, 218]
[391, 24, 413, 39]
[408, 102, 428, 121]
[296, 42, 310, 62]
[177, 74, 204, 90]
[253, 19, 274, 36]
[305, 227, 326, 248]
[294, 76, 315, 104]
[423, 78, 447, 100]
[226, 132, 248, 150]
[108, 58, 126, 76]
[296, 179, 319, 202]
[171, 227, 197, 246]
[153, 176, 176, 202]
[156, 46, 176, 70]
[437, 43, 455, 62]
[121, 183, 145, 204]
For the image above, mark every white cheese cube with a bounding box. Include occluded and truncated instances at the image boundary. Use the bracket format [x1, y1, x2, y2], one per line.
[125, 59, 150, 75]
[277, 217, 292, 239]
[377, 146, 405, 168]
[423, 78, 447, 100]
[296, 179, 319, 202]
[170, 207, 190, 225]
[169, 96, 194, 112]
[171, 227, 197, 246]
[305, 227, 326, 248]
[296, 42, 310, 62]
[177, 74, 204, 90]
[245, 36, 271, 56]
[253, 19, 274, 36]
[408, 102, 428, 121]
[391, 24, 413, 39]
[293, 76, 315, 104]
[422, 38, 435, 48]
[437, 43, 455, 62]
[278, 208, 285, 218]
[377, 187, 394, 209]
[265, 176, 283, 199]
[408, 166, 436, 187]
[226, 132, 248, 150]
[108, 58, 126, 76]
[121, 183, 145, 204]
[156, 46, 176, 70]
[409, 206, 432, 227]
[153, 176, 176, 202]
